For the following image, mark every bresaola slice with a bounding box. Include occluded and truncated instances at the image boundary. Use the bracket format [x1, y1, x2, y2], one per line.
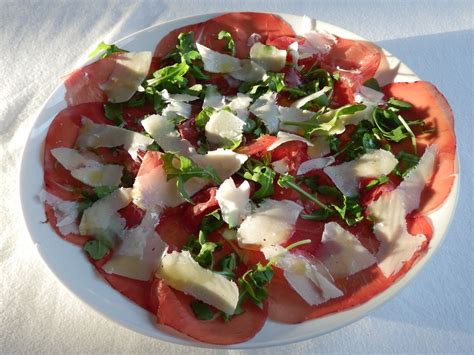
[381, 81, 457, 214]
[155, 281, 268, 345]
[65, 52, 152, 106]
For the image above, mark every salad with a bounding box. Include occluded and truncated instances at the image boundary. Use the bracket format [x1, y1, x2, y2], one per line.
[40, 12, 457, 345]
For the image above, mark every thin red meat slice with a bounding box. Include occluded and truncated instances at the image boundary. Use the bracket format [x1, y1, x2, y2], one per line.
[267, 213, 432, 323]
[43, 203, 90, 246]
[64, 53, 125, 106]
[381, 81, 457, 214]
[156, 205, 193, 250]
[236, 135, 277, 156]
[155, 281, 267, 345]
[201, 12, 294, 58]
[154, 12, 295, 59]
[154, 23, 203, 59]
[319, 38, 382, 106]
[43, 103, 110, 201]
[271, 140, 310, 175]
[91, 254, 154, 312]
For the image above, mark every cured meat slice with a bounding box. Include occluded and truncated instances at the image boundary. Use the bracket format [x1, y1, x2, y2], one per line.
[64, 52, 152, 106]
[155, 281, 267, 345]
[382, 81, 457, 213]
[91, 254, 154, 312]
[154, 12, 295, 59]
[319, 38, 383, 106]
[267, 213, 432, 323]
[43, 103, 110, 201]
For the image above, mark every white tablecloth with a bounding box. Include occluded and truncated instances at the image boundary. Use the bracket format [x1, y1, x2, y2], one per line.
[1, 0, 473, 353]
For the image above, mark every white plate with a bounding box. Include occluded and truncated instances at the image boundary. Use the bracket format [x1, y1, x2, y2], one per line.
[19, 12, 459, 349]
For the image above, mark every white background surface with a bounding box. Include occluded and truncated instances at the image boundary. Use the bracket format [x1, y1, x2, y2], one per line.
[1, 0, 472, 353]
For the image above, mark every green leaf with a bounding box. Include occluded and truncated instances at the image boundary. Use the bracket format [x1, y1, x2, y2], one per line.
[332, 195, 364, 226]
[195, 107, 215, 129]
[365, 175, 389, 190]
[146, 141, 161, 151]
[277, 174, 330, 210]
[190, 300, 215, 320]
[239, 72, 285, 99]
[387, 97, 413, 110]
[104, 103, 124, 126]
[94, 186, 117, 199]
[242, 160, 276, 200]
[216, 253, 237, 279]
[217, 30, 236, 56]
[301, 208, 334, 221]
[162, 153, 222, 203]
[394, 151, 420, 178]
[282, 104, 366, 138]
[89, 41, 128, 59]
[83, 240, 110, 260]
[363, 78, 381, 92]
[147, 60, 189, 91]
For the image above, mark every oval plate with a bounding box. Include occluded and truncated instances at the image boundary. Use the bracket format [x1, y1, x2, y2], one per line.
[19, 12, 459, 349]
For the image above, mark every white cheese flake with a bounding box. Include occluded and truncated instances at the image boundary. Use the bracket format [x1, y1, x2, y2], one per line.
[141, 114, 196, 157]
[396, 145, 437, 213]
[101, 52, 152, 103]
[324, 149, 398, 197]
[229, 59, 266, 82]
[249, 91, 280, 134]
[39, 189, 79, 235]
[79, 188, 132, 245]
[367, 191, 426, 277]
[216, 178, 251, 228]
[205, 110, 245, 146]
[51, 147, 122, 187]
[267, 131, 314, 151]
[278, 106, 315, 134]
[227, 93, 253, 121]
[262, 245, 343, 306]
[299, 31, 336, 60]
[237, 199, 303, 248]
[156, 250, 239, 314]
[103, 211, 167, 281]
[196, 43, 242, 73]
[77, 119, 153, 161]
[317, 222, 377, 278]
[249, 42, 287, 72]
[271, 158, 290, 175]
[203, 85, 225, 109]
[191, 148, 248, 180]
[297, 156, 335, 175]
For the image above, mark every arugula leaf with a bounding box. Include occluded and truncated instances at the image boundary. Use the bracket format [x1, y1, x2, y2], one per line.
[147, 61, 189, 91]
[190, 300, 215, 320]
[94, 186, 117, 199]
[282, 104, 366, 138]
[331, 195, 364, 226]
[146, 141, 161, 151]
[372, 107, 418, 152]
[394, 151, 420, 178]
[237, 239, 311, 309]
[242, 160, 276, 200]
[216, 253, 238, 279]
[365, 175, 389, 190]
[89, 41, 128, 59]
[301, 207, 334, 221]
[200, 210, 225, 235]
[104, 103, 124, 126]
[195, 107, 215, 129]
[363, 78, 381, 92]
[333, 120, 380, 160]
[83, 240, 110, 260]
[277, 174, 330, 210]
[218, 30, 236, 56]
[239, 72, 285, 99]
[165, 32, 209, 80]
[78, 186, 117, 212]
[286, 68, 334, 100]
[161, 153, 222, 203]
[126, 93, 146, 108]
[387, 97, 413, 111]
